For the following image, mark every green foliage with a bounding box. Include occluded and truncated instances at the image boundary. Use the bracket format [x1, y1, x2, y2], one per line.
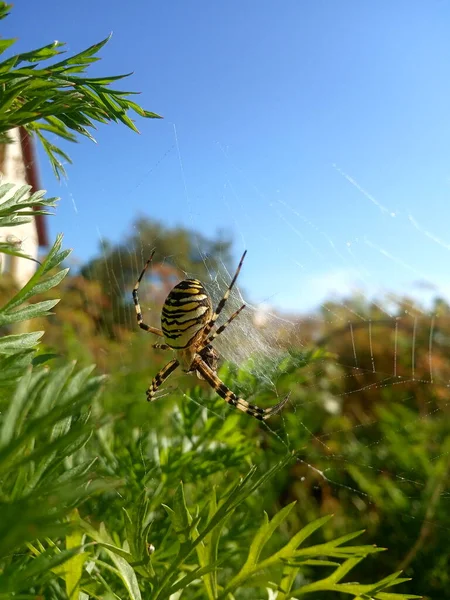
[0, 4, 159, 591]
[0, 183, 57, 267]
[0, 185, 113, 594]
[19, 403, 419, 599]
[0, 267, 423, 599]
[22, 229, 441, 597]
[0, 2, 160, 178]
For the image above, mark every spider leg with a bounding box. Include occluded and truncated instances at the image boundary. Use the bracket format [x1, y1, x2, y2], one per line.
[201, 250, 247, 340]
[133, 250, 164, 338]
[194, 357, 289, 421]
[201, 304, 246, 348]
[146, 358, 180, 402]
[153, 343, 170, 350]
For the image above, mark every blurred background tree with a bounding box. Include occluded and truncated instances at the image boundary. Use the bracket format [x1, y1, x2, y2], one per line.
[80, 216, 233, 336]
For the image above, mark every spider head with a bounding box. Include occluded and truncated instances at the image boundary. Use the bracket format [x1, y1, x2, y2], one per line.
[198, 344, 219, 373]
[179, 344, 219, 380]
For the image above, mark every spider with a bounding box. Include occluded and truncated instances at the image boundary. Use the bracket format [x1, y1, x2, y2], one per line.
[132, 250, 289, 421]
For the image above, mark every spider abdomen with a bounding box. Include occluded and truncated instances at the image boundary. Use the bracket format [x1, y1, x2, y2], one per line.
[161, 278, 212, 350]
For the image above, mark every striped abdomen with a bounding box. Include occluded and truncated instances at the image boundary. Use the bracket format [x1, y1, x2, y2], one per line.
[161, 279, 212, 349]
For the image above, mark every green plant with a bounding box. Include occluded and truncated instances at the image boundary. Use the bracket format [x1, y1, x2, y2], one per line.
[0, 185, 112, 593]
[22, 415, 422, 599]
[0, 1, 160, 179]
[0, 1, 159, 590]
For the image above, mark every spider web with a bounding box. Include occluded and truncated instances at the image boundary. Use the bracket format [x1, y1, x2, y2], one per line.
[20, 110, 447, 572]
[96, 129, 448, 413]
[81, 123, 449, 577]
[19, 113, 446, 596]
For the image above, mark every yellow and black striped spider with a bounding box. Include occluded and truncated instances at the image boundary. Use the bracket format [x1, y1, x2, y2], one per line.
[132, 250, 289, 421]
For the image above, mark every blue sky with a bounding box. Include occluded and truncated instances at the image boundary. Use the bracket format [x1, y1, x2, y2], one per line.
[5, 1, 450, 312]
